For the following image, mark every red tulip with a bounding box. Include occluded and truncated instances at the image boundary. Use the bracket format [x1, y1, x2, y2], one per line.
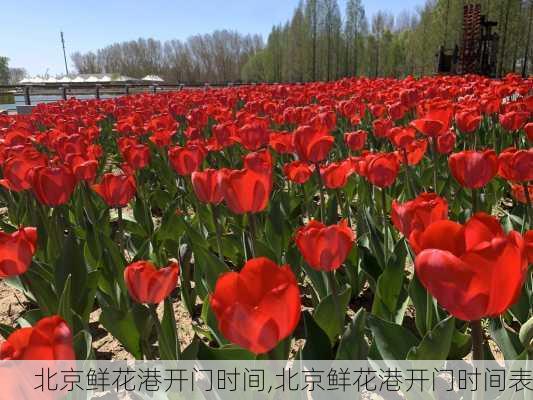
[510, 183, 533, 205]
[92, 173, 136, 208]
[0, 150, 46, 192]
[191, 169, 223, 204]
[269, 132, 295, 154]
[219, 166, 272, 214]
[210, 257, 301, 354]
[168, 144, 206, 176]
[292, 125, 334, 163]
[295, 220, 355, 271]
[64, 153, 98, 182]
[345, 130, 367, 151]
[372, 118, 393, 138]
[401, 139, 428, 166]
[123, 144, 151, 170]
[365, 152, 400, 188]
[283, 161, 314, 184]
[390, 127, 416, 149]
[525, 230, 533, 264]
[455, 110, 481, 133]
[448, 149, 498, 189]
[391, 193, 448, 246]
[499, 111, 529, 132]
[0, 227, 37, 278]
[30, 165, 77, 206]
[0, 316, 75, 360]
[498, 147, 533, 182]
[436, 129, 456, 154]
[124, 260, 179, 304]
[525, 122, 533, 141]
[410, 108, 453, 137]
[320, 160, 353, 189]
[235, 122, 270, 151]
[414, 213, 526, 321]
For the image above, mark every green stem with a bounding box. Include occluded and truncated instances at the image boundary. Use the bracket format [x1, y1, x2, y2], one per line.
[471, 320, 484, 361]
[314, 163, 326, 223]
[248, 213, 257, 258]
[402, 149, 416, 199]
[326, 270, 344, 335]
[523, 183, 532, 228]
[210, 204, 224, 262]
[472, 189, 479, 214]
[117, 207, 125, 256]
[148, 304, 164, 360]
[426, 292, 433, 333]
[381, 188, 389, 265]
[431, 138, 439, 194]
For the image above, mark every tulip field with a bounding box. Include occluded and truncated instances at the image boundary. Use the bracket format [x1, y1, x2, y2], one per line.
[0, 74, 532, 362]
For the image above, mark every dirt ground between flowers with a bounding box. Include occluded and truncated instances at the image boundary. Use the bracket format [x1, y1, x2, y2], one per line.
[0, 280, 195, 359]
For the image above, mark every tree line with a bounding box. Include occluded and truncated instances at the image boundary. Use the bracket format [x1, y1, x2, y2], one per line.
[243, 0, 532, 82]
[71, 31, 263, 84]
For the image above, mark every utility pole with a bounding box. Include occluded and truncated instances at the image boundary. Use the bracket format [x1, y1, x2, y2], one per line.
[60, 31, 69, 76]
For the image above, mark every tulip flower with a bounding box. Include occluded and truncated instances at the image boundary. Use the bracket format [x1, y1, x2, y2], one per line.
[283, 161, 314, 184]
[122, 143, 151, 170]
[510, 183, 533, 205]
[124, 260, 179, 304]
[364, 152, 400, 188]
[344, 130, 367, 152]
[525, 230, 532, 264]
[168, 144, 206, 176]
[455, 110, 481, 134]
[30, 165, 77, 206]
[0, 316, 75, 360]
[498, 148, 533, 182]
[219, 166, 272, 214]
[0, 227, 37, 278]
[191, 169, 223, 204]
[320, 160, 353, 189]
[448, 149, 498, 189]
[391, 193, 448, 247]
[269, 132, 295, 154]
[210, 257, 301, 354]
[0, 151, 46, 192]
[292, 125, 334, 163]
[295, 220, 355, 271]
[414, 213, 527, 321]
[235, 122, 270, 151]
[410, 108, 453, 137]
[65, 153, 98, 182]
[92, 173, 136, 208]
[436, 129, 456, 154]
[525, 122, 533, 142]
[499, 111, 529, 132]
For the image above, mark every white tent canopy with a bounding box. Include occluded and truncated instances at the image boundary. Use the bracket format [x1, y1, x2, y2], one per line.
[142, 75, 164, 82]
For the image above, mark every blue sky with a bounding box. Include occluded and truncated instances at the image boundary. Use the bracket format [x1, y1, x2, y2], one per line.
[2, 0, 425, 76]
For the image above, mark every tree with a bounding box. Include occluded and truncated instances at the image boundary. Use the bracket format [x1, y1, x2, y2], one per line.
[0, 57, 9, 85]
[8, 68, 27, 84]
[345, 0, 367, 76]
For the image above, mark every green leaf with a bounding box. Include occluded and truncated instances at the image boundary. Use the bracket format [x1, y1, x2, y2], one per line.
[336, 308, 369, 360]
[448, 329, 472, 360]
[73, 330, 93, 360]
[313, 284, 351, 344]
[408, 274, 429, 336]
[57, 275, 73, 329]
[368, 314, 418, 360]
[519, 316, 533, 351]
[191, 243, 229, 293]
[299, 311, 332, 360]
[490, 317, 524, 359]
[159, 300, 179, 360]
[197, 341, 256, 360]
[100, 307, 143, 359]
[0, 323, 16, 339]
[407, 316, 455, 360]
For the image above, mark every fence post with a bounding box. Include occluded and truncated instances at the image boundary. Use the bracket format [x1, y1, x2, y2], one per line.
[125, 84, 130, 95]
[95, 84, 101, 100]
[24, 86, 31, 105]
[61, 86, 67, 100]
